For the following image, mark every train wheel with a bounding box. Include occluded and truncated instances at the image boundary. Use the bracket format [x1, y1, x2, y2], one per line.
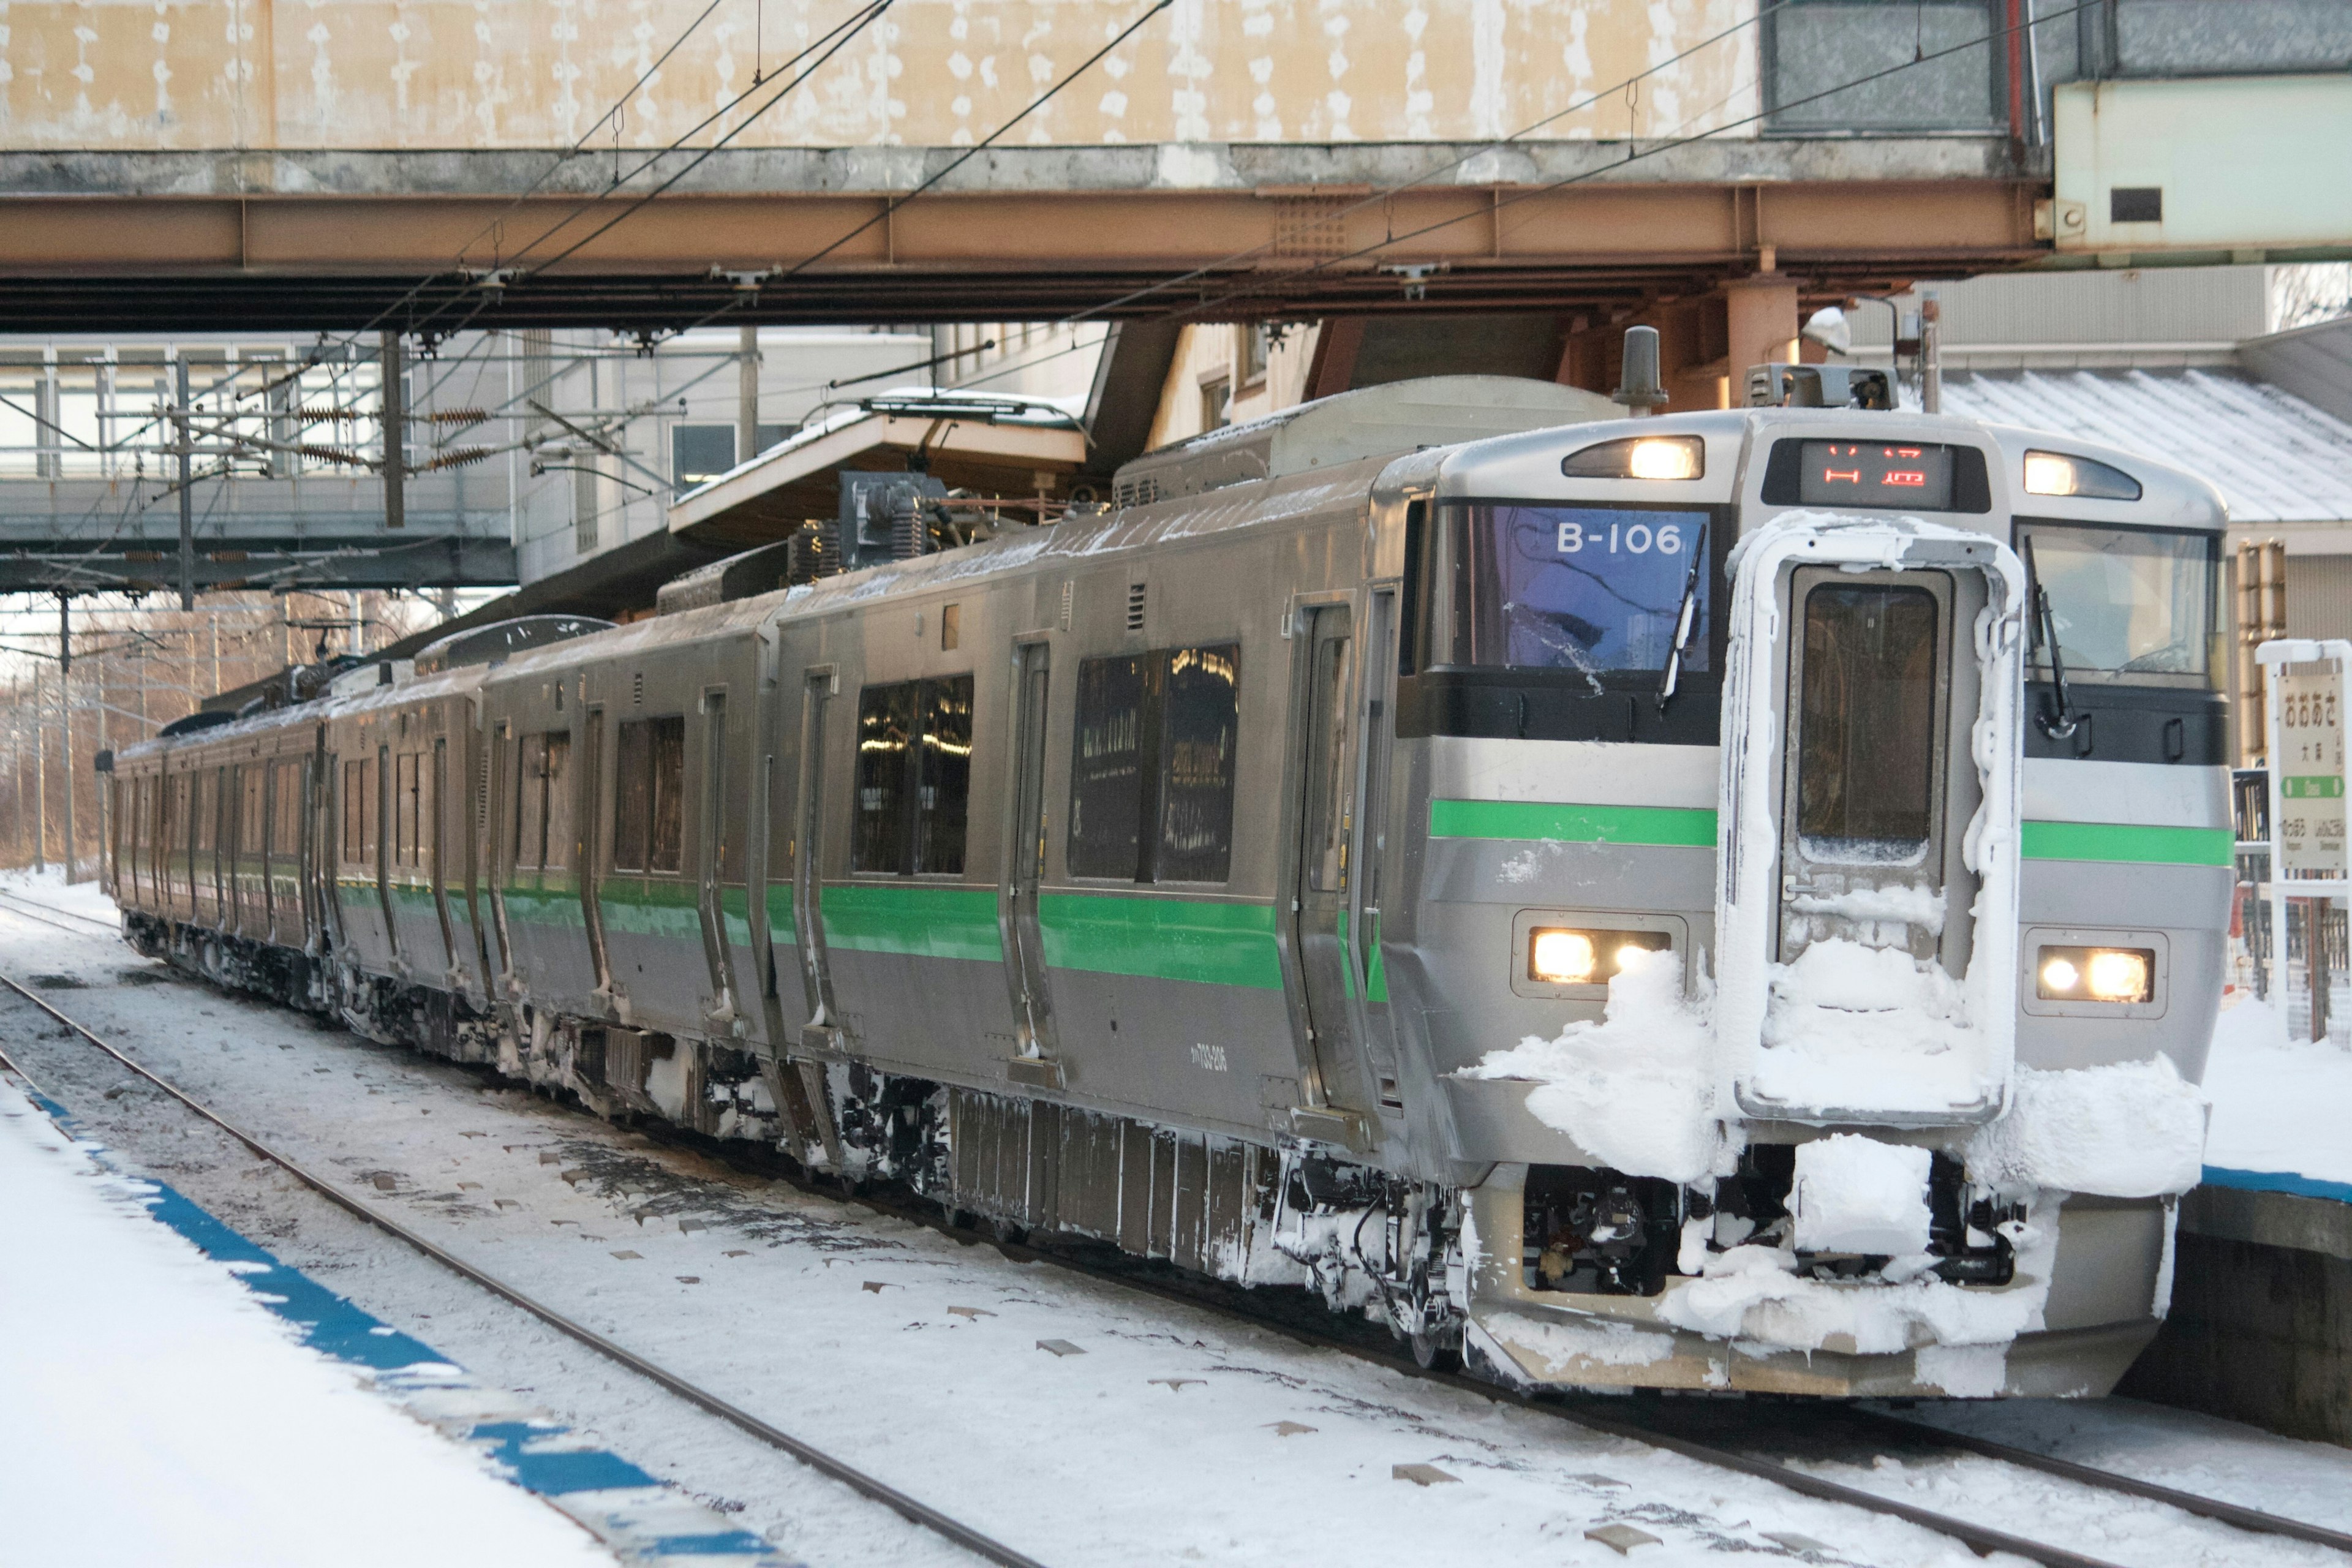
[1409, 1327, 1459, 1373]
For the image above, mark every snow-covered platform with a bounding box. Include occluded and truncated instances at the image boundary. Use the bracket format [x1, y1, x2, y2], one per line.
[0, 1072, 785, 1568]
[2124, 993, 2352, 1445]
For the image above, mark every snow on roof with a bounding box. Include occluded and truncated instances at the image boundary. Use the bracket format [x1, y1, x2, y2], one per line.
[1939, 367, 2352, 526]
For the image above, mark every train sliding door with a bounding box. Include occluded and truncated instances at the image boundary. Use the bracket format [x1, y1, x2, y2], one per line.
[1284, 603, 1371, 1144]
[998, 639, 1057, 1061]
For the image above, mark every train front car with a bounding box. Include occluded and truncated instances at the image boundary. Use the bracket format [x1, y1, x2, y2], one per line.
[1391, 404, 2226, 1397]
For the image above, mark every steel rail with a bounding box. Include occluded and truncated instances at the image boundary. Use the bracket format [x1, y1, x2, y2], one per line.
[0, 973, 1049, 1568]
[1844, 1408, 2352, 1555]
[0, 888, 122, 935]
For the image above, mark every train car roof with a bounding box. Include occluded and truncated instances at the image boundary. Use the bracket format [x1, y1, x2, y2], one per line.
[116, 659, 492, 766]
[480, 451, 1402, 686]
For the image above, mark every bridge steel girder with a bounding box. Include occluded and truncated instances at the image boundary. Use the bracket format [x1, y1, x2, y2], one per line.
[0, 536, 517, 595]
[0, 141, 2044, 332]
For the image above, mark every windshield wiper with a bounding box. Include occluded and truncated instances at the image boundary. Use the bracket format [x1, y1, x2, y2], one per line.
[2023, 535, 2079, 739]
[1656, 518, 1708, 715]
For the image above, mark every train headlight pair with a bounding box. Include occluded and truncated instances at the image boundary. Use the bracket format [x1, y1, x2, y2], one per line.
[1528, 927, 1672, 986]
[2036, 944, 2155, 1003]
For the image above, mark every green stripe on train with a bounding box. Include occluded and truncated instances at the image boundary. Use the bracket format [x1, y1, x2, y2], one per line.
[1427, 799, 1716, 846]
[821, 884, 1002, 963]
[598, 877, 703, 940]
[2019, 821, 2235, 866]
[1038, 894, 1283, 990]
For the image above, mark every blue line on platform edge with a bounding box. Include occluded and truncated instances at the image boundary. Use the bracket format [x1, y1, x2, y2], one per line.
[2201, 1164, 2352, 1205]
[9, 1079, 788, 1566]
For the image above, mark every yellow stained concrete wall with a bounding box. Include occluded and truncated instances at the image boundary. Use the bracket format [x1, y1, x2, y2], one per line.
[0, 0, 1759, 153]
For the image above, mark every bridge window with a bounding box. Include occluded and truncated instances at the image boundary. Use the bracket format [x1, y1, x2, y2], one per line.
[1069, 646, 1240, 884]
[613, 717, 685, 875]
[853, 676, 974, 876]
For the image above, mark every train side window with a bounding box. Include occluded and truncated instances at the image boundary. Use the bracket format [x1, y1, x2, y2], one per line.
[273, 761, 303, 856]
[541, 732, 575, 872]
[243, 767, 265, 859]
[339, 758, 375, 865]
[1068, 645, 1239, 884]
[1069, 656, 1147, 879]
[393, 752, 419, 867]
[612, 717, 684, 873]
[614, 721, 651, 871]
[853, 677, 975, 876]
[1400, 500, 1431, 676]
[1156, 644, 1240, 883]
[854, 684, 916, 874]
[918, 676, 974, 875]
[514, 736, 546, 872]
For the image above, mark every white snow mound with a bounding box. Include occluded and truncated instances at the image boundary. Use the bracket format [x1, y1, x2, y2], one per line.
[1460, 949, 1731, 1186]
[1751, 938, 1989, 1111]
[1656, 1219, 2056, 1356]
[1792, 1135, 1932, 1256]
[1967, 1056, 2207, 1198]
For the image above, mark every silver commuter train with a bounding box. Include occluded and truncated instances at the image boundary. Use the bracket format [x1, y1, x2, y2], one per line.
[101, 369, 2231, 1398]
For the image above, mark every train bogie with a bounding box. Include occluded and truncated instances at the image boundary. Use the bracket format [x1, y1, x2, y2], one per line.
[100, 372, 2232, 1401]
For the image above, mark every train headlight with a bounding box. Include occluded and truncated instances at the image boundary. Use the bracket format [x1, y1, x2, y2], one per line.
[2022, 450, 2143, 501]
[1529, 930, 1597, 984]
[2087, 949, 2152, 1001]
[2035, 944, 2155, 1003]
[1527, 927, 1672, 986]
[1561, 435, 1705, 481]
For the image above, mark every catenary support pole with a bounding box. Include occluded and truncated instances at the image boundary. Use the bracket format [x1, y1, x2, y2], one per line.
[381, 331, 406, 530]
[58, 595, 73, 883]
[737, 324, 761, 467]
[176, 358, 195, 611]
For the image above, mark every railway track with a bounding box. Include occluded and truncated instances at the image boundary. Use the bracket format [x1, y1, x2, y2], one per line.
[0, 884, 121, 937]
[0, 970, 1048, 1568]
[2, 940, 2346, 1568]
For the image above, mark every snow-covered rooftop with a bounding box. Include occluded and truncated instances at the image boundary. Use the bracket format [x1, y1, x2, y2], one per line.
[1939, 368, 2352, 527]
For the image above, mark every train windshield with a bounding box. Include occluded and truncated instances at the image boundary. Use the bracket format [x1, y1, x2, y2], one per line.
[2018, 521, 2220, 688]
[1442, 504, 1712, 681]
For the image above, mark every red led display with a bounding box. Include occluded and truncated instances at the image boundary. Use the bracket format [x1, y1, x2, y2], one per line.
[1796, 440, 1954, 509]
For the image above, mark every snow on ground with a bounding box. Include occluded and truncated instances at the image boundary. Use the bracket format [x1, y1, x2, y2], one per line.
[2203, 992, 2352, 1191]
[10, 877, 2352, 1567]
[0, 1079, 611, 1568]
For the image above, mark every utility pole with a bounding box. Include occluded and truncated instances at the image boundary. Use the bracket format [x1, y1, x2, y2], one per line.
[58, 594, 74, 883]
[32, 662, 45, 875]
[737, 324, 761, 468]
[176, 357, 195, 611]
[382, 330, 407, 530]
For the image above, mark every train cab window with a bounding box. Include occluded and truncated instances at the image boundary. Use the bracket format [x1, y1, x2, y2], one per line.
[1069, 645, 1240, 883]
[2018, 521, 2220, 690]
[1436, 504, 1712, 679]
[853, 676, 974, 876]
[613, 716, 686, 874]
[514, 731, 574, 872]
